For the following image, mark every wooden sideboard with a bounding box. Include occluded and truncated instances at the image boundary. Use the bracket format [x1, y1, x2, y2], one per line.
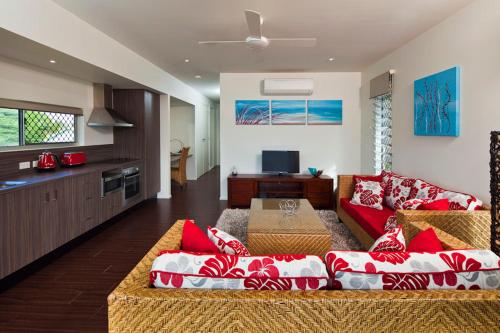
[227, 174, 334, 209]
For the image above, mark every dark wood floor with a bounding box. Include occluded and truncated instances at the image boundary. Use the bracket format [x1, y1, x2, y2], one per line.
[0, 166, 225, 333]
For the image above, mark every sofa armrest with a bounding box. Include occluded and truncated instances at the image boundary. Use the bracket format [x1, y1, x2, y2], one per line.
[336, 175, 355, 210]
[404, 221, 474, 250]
[396, 210, 491, 250]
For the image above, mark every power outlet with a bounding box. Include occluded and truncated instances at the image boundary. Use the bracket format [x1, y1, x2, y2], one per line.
[32, 160, 38, 168]
[19, 161, 31, 170]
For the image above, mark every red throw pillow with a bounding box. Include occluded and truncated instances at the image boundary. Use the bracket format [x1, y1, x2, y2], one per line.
[181, 220, 220, 253]
[353, 174, 383, 183]
[407, 228, 444, 252]
[419, 199, 449, 211]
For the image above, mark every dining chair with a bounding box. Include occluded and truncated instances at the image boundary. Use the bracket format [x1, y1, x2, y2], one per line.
[171, 147, 190, 189]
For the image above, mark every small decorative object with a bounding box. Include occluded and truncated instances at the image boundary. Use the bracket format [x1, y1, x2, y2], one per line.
[307, 100, 343, 125]
[414, 66, 460, 136]
[231, 166, 238, 176]
[279, 199, 297, 217]
[235, 100, 269, 125]
[308, 167, 323, 177]
[271, 100, 306, 125]
[490, 131, 499, 255]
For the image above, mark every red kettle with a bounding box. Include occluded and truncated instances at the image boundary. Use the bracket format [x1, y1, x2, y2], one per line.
[37, 152, 57, 170]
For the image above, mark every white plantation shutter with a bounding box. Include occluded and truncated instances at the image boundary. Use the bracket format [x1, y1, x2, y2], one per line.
[371, 72, 393, 174]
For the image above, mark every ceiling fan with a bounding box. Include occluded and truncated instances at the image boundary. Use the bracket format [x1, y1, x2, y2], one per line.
[198, 10, 317, 50]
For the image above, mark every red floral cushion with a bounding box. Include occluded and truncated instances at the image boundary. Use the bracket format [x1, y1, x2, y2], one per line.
[407, 228, 444, 252]
[207, 227, 250, 256]
[383, 173, 417, 210]
[439, 190, 482, 210]
[350, 179, 386, 210]
[369, 225, 406, 252]
[353, 174, 383, 183]
[400, 198, 450, 211]
[419, 198, 449, 210]
[410, 178, 482, 210]
[384, 215, 397, 232]
[325, 249, 500, 290]
[181, 220, 220, 254]
[150, 251, 329, 290]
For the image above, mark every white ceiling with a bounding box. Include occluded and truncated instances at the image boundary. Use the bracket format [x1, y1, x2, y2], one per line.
[53, 0, 473, 101]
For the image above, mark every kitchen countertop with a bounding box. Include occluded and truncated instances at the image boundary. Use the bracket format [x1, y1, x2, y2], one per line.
[0, 159, 141, 193]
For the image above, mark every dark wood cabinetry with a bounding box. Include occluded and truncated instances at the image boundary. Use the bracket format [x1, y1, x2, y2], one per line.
[227, 174, 334, 209]
[2, 171, 102, 279]
[113, 89, 160, 199]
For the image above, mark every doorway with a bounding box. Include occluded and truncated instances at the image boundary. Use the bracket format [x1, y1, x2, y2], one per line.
[170, 96, 195, 186]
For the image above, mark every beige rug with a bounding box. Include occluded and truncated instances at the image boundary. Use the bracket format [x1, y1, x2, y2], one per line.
[215, 209, 362, 251]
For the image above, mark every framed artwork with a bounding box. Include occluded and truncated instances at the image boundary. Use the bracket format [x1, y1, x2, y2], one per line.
[271, 100, 306, 125]
[307, 100, 343, 125]
[414, 66, 460, 136]
[235, 100, 269, 125]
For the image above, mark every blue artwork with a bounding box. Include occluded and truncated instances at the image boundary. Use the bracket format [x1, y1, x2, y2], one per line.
[271, 100, 306, 125]
[414, 67, 460, 136]
[235, 100, 269, 125]
[307, 100, 343, 125]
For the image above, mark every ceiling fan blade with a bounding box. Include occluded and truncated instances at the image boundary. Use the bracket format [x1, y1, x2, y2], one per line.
[268, 38, 317, 47]
[245, 10, 262, 38]
[198, 40, 247, 45]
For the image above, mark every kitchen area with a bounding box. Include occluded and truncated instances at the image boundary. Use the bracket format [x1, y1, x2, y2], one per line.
[0, 83, 160, 281]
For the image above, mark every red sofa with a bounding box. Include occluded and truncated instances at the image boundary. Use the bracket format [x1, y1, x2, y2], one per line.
[336, 173, 490, 249]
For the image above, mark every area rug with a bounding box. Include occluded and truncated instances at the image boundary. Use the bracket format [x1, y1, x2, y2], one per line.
[215, 209, 362, 251]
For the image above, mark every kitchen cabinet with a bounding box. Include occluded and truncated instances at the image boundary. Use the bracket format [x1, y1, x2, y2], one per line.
[69, 172, 100, 236]
[0, 180, 68, 279]
[99, 190, 123, 223]
[113, 89, 161, 199]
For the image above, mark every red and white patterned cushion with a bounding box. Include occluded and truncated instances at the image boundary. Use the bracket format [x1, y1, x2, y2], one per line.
[369, 225, 406, 252]
[438, 190, 482, 211]
[325, 249, 500, 290]
[350, 180, 386, 210]
[207, 227, 250, 256]
[401, 198, 430, 210]
[387, 174, 483, 211]
[150, 251, 329, 290]
[384, 174, 416, 210]
[411, 178, 482, 210]
[384, 215, 397, 232]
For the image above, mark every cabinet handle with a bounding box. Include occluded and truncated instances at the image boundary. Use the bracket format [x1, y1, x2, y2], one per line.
[52, 189, 58, 201]
[45, 192, 50, 202]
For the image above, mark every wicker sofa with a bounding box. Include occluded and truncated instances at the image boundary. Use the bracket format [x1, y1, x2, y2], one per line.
[108, 220, 500, 333]
[336, 175, 491, 250]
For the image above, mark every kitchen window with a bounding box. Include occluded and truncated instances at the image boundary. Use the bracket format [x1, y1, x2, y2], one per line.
[0, 107, 77, 147]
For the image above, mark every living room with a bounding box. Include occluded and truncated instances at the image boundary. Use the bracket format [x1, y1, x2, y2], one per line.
[0, 0, 499, 332]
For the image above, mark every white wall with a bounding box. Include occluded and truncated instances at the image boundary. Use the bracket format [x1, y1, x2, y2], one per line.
[170, 104, 196, 180]
[360, 0, 500, 202]
[0, 55, 113, 148]
[220, 72, 362, 199]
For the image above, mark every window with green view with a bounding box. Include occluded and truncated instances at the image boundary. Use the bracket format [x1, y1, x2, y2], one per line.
[0, 108, 76, 147]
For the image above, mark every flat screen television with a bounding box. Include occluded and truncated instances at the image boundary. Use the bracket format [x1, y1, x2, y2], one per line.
[262, 150, 299, 174]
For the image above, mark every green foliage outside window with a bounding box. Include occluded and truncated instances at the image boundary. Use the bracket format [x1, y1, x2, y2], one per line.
[0, 108, 19, 146]
[0, 108, 75, 147]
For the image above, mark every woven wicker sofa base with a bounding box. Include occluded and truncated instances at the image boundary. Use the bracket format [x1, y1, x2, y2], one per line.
[108, 220, 500, 333]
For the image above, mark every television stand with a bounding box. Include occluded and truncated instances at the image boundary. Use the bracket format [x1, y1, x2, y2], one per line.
[227, 173, 333, 209]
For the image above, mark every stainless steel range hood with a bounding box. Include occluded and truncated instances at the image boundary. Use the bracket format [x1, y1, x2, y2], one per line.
[87, 83, 134, 127]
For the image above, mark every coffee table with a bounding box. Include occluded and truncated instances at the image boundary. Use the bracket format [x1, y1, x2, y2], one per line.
[247, 198, 332, 256]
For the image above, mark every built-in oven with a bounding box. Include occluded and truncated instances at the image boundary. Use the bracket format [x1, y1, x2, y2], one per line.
[101, 168, 124, 197]
[123, 166, 141, 205]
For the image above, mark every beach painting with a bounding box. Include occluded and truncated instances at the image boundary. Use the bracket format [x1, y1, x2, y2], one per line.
[235, 100, 270, 125]
[307, 100, 343, 125]
[271, 100, 306, 125]
[414, 66, 460, 136]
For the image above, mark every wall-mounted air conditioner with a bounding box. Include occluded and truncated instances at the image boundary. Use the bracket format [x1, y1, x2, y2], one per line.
[263, 78, 314, 95]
